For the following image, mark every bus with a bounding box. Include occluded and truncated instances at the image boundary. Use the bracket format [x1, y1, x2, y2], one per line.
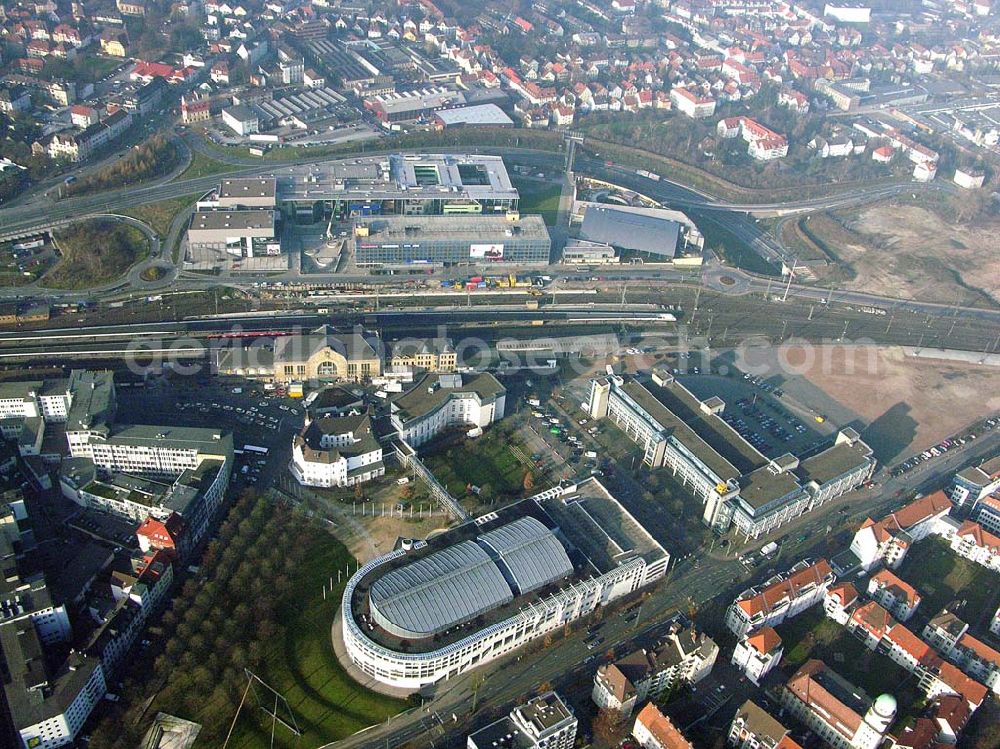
[244, 445, 269, 455]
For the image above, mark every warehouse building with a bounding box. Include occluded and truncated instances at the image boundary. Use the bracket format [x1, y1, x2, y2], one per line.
[215, 177, 277, 209]
[187, 209, 281, 258]
[354, 214, 550, 267]
[432, 103, 513, 129]
[342, 477, 669, 689]
[577, 204, 704, 260]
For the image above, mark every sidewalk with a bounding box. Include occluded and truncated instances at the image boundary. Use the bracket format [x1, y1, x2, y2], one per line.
[330, 608, 413, 699]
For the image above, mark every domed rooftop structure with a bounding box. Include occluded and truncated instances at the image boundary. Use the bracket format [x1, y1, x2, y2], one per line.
[873, 693, 897, 718]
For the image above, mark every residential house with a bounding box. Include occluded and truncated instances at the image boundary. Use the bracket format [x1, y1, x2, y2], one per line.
[731, 626, 783, 686]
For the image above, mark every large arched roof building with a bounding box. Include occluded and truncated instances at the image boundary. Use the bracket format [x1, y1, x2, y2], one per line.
[341, 478, 669, 690]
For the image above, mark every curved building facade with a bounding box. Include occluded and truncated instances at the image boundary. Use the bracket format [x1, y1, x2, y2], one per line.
[341, 480, 669, 690]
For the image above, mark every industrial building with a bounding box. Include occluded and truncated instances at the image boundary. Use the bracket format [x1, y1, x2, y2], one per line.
[354, 214, 550, 267]
[186, 209, 281, 258]
[244, 154, 520, 224]
[576, 203, 704, 261]
[341, 478, 669, 689]
[587, 373, 876, 540]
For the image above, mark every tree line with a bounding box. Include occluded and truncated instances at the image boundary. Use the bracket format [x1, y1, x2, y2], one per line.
[64, 134, 178, 197]
[89, 492, 315, 749]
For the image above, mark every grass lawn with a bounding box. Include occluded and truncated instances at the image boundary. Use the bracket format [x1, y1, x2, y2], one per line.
[179, 149, 231, 181]
[221, 533, 405, 749]
[777, 607, 922, 714]
[123, 193, 200, 236]
[421, 427, 537, 507]
[897, 537, 1000, 628]
[511, 177, 562, 226]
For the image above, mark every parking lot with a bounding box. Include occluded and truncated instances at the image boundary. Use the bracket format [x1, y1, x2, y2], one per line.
[890, 415, 998, 478]
[115, 375, 307, 493]
[679, 372, 830, 459]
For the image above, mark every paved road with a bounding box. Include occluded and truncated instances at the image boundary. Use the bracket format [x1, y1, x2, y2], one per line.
[0, 144, 944, 243]
[320, 429, 1000, 749]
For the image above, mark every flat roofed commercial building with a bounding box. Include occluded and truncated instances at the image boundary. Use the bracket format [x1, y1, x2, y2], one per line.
[342, 478, 668, 689]
[217, 177, 277, 208]
[580, 205, 681, 258]
[468, 691, 577, 749]
[354, 214, 550, 267]
[275, 154, 520, 222]
[588, 374, 874, 540]
[433, 103, 513, 128]
[187, 209, 280, 258]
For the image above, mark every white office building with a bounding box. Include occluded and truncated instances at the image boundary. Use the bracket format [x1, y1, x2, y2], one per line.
[468, 691, 576, 749]
[587, 375, 874, 540]
[290, 410, 384, 488]
[390, 373, 506, 448]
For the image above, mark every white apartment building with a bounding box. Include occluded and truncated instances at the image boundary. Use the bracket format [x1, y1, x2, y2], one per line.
[290, 411, 384, 488]
[866, 569, 921, 622]
[0, 370, 115, 457]
[632, 702, 693, 749]
[950, 520, 1000, 572]
[592, 620, 718, 714]
[468, 691, 576, 749]
[990, 605, 1000, 637]
[850, 492, 952, 572]
[950, 455, 1000, 508]
[823, 582, 859, 626]
[2, 623, 107, 749]
[725, 559, 835, 637]
[922, 609, 1000, 695]
[731, 626, 783, 686]
[390, 373, 506, 447]
[670, 86, 716, 118]
[781, 660, 895, 749]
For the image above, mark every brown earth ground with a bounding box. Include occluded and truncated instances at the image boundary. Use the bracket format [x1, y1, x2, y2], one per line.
[795, 346, 1000, 459]
[797, 203, 1000, 307]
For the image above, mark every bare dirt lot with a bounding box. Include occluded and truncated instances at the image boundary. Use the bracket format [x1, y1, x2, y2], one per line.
[804, 203, 1000, 307]
[796, 346, 1000, 460]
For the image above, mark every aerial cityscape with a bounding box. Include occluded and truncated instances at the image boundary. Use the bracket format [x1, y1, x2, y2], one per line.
[0, 0, 998, 748]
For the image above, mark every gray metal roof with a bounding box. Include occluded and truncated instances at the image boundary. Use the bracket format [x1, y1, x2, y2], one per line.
[369, 540, 513, 638]
[477, 517, 572, 595]
[579, 205, 680, 257]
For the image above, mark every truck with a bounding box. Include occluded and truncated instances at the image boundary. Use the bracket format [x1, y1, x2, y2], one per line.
[760, 541, 779, 558]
